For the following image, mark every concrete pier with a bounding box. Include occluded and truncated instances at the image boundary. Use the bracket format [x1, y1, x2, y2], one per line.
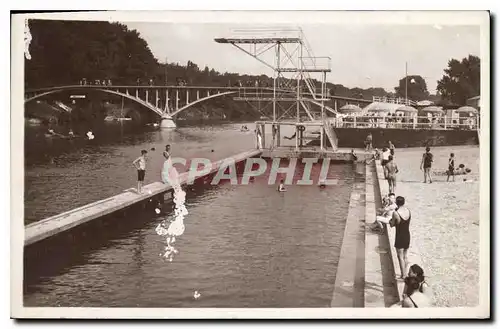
[24, 149, 262, 246]
[160, 115, 176, 128]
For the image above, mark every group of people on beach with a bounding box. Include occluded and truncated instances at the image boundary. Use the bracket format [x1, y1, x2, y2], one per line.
[366, 137, 477, 308]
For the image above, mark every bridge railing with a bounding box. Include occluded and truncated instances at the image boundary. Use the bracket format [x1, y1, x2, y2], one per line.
[331, 115, 480, 131]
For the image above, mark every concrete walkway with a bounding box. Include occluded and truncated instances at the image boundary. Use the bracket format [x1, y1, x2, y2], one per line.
[384, 145, 481, 307]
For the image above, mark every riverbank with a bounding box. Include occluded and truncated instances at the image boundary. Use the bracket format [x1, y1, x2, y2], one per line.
[385, 145, 481, 307]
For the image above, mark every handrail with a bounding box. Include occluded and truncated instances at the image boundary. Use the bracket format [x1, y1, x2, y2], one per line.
[331, 115, 480, 131]
[372, 96, 417, 106]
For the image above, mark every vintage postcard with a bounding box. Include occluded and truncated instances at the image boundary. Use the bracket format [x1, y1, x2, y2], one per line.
[11, 10, 490, 319]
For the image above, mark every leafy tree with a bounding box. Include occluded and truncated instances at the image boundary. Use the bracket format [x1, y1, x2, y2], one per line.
[436, 55, 480, 105]
[394, 75, 430, 101]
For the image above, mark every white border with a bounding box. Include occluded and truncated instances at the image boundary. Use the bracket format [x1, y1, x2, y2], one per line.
[10, 10, 490, 319]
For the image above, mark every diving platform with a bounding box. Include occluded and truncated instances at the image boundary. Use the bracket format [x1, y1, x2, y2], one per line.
[24, 149, 262, 247]
[214, 37, 301, 44]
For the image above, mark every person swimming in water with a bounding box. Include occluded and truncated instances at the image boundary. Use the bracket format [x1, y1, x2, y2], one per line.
[278, 179, 286, 192]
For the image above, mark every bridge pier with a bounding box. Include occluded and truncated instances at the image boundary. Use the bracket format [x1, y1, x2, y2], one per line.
[160, 114, 176, 128]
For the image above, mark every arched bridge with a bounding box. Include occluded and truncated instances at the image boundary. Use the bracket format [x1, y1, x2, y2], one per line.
[25, 85, 246, 118]
[24, 84, 376, 120]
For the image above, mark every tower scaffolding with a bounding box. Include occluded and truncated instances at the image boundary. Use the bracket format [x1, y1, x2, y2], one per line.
[215, 27, 338, 152]
[215, 27, 332, 123]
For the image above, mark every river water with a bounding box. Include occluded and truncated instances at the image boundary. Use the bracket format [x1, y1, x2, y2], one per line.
[23, 121, 358, 307]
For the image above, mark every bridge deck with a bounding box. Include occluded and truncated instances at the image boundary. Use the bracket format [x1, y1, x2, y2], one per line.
[24, 149, 262, 247]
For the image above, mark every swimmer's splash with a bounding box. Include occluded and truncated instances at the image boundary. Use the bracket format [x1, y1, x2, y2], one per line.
[156, 159, 188, 262]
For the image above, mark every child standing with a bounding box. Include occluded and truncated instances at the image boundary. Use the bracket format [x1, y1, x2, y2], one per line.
[133, 150, 148, 194]
[447, 153, 455, 182]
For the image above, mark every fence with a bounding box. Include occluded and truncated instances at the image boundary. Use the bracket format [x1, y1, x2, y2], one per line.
[372, 96, 417, 106]
[331, 115, 480, 131]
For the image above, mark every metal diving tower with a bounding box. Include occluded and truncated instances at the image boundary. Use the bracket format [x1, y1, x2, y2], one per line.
[215, 27, 338, 151]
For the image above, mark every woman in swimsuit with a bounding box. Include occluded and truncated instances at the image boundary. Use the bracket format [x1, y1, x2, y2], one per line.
[402, 265, 432, 307]
[390, 196, 411, 279]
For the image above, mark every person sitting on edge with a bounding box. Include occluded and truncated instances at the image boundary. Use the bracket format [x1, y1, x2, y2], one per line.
[447, 153, 455, 182]
[385, 155, 399, 194]
[278, 179, 287, 192]
[420, 146, 434, 183]
[370, 192, 397, 234]
[366, 148, 382, 164]
[132, 149, 148, 194]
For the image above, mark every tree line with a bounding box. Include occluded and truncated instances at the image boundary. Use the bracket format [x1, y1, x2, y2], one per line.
[25, 19, 480, 115]
[25, 20, 393, 103]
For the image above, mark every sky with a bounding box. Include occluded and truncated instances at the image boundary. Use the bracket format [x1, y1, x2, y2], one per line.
[124, 22, 480, 94]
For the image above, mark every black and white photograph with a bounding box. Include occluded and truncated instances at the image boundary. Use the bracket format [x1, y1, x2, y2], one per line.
[10, 10, 490, 319]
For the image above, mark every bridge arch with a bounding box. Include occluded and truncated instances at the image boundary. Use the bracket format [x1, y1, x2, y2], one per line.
[24, 87, 164, 116]
[169, 91, 237, 117]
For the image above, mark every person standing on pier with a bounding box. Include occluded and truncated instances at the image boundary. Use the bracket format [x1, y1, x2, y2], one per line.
[388, 140, 395, 156]
[163, 144, 171, 161]
[390, 196, 411, 279]
[255, 128, 263, 150]
[133, 150, 148, 194]
[162, 144, 177, 185]
[385, 155, 399, 194]
[365, 133, 373, 151]
[381, 147, 391, 178]
[420, 146, 434, 183]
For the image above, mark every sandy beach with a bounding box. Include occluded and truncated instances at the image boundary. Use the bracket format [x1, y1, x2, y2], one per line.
[387, 145, 480, 307]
